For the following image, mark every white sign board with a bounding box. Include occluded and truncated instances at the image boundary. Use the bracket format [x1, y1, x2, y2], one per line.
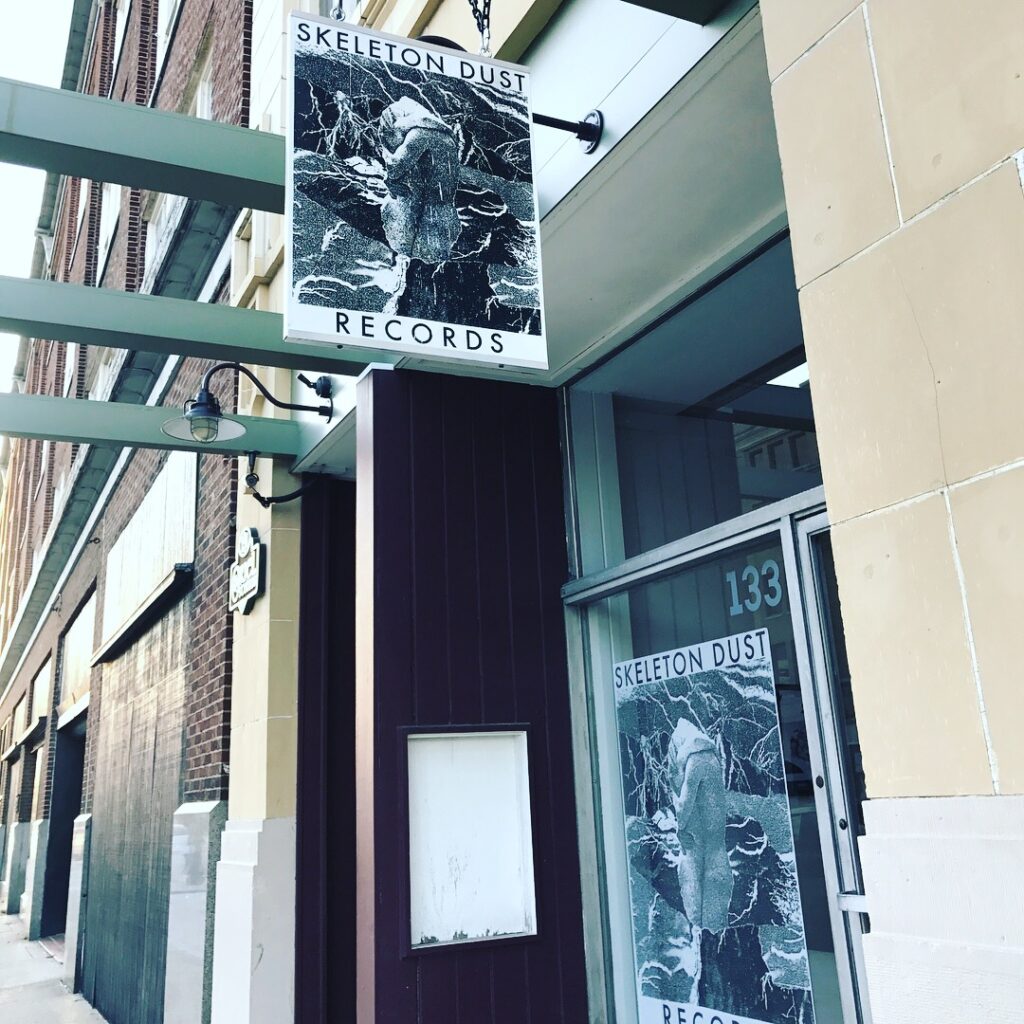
[286, 14, 547, 369]
[407, 731, 537, 948]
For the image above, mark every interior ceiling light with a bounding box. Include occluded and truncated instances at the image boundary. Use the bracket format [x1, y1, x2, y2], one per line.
[161, 362, 333, 444]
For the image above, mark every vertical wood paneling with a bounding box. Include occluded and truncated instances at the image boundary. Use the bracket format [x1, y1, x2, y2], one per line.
[368, 373, 418, 1022]
[296, 481, 356, 1024]
[359, 370, 588, 1024]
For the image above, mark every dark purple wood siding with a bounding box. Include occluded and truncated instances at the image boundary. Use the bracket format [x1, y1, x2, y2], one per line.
[361, 369, 588, 1023]
[297, 480, 357, 1024]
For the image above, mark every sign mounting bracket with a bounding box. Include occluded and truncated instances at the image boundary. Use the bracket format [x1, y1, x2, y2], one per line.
[415, 35, 605, 153]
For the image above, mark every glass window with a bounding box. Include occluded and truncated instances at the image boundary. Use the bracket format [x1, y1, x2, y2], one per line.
[30, 746, 45, 820]
[189, 52, 214, 120]
[75, 180, 89, 248]
[12, 697, 27, 738]
[61, 594, 97, 713]
[64, 342, 78, 396]
[31, 659, 52, 721]
[570, 239, 823, 572]
[111, 0, 131, 84]
[155, 0, 182, 77]
[98, 182, 122, 268]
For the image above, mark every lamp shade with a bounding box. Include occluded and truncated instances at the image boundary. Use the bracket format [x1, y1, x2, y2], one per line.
[160, 388, 248, 444]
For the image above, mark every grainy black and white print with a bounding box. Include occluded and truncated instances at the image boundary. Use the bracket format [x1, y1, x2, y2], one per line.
[614, 630, 816, 1024]
[287, 18, 545, 366]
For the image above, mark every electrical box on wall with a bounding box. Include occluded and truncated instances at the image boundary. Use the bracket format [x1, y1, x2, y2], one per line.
[621, 0, 733, 25]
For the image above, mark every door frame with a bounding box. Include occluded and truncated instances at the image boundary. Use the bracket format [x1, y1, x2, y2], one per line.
[790, 511, 873, 1023]
[561, 485, 871, 1024]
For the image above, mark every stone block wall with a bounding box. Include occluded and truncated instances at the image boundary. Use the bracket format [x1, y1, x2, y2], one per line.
[761, 1, 1024, 1019]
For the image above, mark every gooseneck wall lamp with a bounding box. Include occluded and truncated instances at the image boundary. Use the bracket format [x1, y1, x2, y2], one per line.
[161, 362, 333, 443]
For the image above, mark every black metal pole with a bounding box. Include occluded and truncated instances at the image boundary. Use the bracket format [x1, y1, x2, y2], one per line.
[414, 35, 604, 154]
[532, 109, 604, 153]
[531, 112, 582, 134]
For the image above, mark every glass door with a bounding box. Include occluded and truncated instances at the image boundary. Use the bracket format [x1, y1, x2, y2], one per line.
[575, 513, 868, 1024]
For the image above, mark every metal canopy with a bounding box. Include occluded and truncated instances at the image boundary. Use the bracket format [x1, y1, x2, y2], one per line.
[0, 276, 385, 375]
[0, 76, 379, 461]
[0, 77, 285, 212]
[0, 391, 303, 457]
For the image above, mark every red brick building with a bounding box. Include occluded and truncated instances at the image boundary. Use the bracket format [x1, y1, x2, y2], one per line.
[0, 2, 251, 1021]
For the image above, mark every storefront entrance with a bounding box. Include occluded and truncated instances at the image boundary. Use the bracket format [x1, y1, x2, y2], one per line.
[561, 238, 871, 1023]
[564, 495, 870, 1024]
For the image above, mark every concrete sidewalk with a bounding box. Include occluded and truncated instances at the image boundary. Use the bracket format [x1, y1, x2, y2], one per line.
[0, 915, 106, 1023]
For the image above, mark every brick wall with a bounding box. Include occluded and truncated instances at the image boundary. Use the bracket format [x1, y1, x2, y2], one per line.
[76, 358, 238, 813]
[166, 356, 238, 805]
[153, 0, 252, 124]
[0, 0, 253, 825]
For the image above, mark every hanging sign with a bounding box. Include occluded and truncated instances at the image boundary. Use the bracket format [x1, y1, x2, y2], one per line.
[286, 13, 547, 369]
[613, 629, 817, 1024]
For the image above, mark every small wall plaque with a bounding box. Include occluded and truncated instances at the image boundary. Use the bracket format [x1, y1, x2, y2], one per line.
[229, 528, 265, 615]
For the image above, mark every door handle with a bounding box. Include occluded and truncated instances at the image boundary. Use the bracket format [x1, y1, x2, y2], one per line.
[836, 891, 868, 914]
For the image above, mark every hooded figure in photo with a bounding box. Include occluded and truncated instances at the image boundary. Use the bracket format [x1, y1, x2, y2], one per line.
[377, 96, 463, 265]
[666, 719, 734, 934]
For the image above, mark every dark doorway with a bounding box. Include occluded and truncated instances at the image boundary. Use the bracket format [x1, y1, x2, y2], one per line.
[296, 480, 357, 1024]
[40, 716, 87, 938]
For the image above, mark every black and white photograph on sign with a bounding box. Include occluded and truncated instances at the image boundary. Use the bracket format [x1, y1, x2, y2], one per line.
[287, 16, 546, 368]
[613, 629, 816, 1024]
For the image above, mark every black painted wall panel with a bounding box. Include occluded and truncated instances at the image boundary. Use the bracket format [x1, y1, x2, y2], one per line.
[364, 370, 588, 1024]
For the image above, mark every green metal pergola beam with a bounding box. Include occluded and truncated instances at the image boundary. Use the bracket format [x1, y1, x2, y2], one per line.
[0, 391, 302, 456]
[0, 276, 380, 374]
[0, 77, 286, 212]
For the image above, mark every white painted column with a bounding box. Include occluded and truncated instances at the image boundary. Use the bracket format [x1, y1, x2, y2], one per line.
[210, 817, 296, 1024]
[209, 453, 302, 1024]
[208, 2, 323, 1016]
[1, 820, 30, 915]
[20, 817, 49, 937]
[63, 813, 91, 991]
[164, 801, 227, 1024]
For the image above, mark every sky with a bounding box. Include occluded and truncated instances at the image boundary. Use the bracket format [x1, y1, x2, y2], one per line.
[0, 1, 76, 392]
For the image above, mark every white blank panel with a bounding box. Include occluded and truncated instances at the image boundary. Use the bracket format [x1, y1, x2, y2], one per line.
[407, 731, 537, 949]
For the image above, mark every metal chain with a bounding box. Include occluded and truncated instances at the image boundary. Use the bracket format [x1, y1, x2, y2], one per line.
[467, 0, 492, 56]
[330, 0, 362, 21]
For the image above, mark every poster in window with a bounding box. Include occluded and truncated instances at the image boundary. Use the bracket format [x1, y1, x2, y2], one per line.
[286, 13, 547, 369]
[613, 628, 816, 1024]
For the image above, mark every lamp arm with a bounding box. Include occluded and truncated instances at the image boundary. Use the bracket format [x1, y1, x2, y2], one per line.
[250, 480, 319, 508]
[243, 452, 319, 508]
[201, 362, 332, 418]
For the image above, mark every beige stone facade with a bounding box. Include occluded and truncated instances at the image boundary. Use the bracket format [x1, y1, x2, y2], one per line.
[762, 0, 1024, 1017]
[764, 0, 1023, 801]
